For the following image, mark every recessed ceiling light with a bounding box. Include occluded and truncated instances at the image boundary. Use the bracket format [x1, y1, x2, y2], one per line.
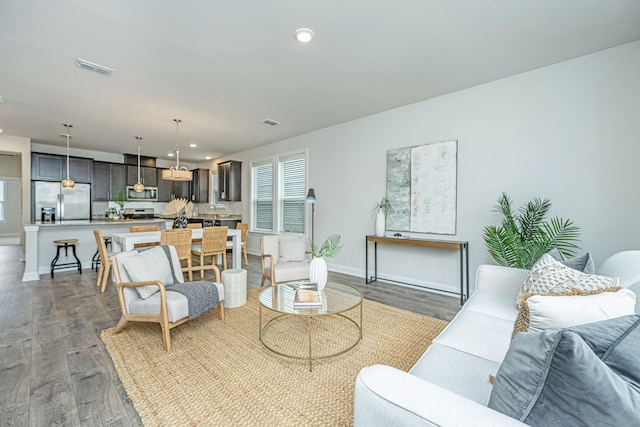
[189, 143, 197, 148]
[168, 153, 174, 157]
[0, 129, 3, 133]
[205, 156, 211, 160]
[294, 28, 315, 43]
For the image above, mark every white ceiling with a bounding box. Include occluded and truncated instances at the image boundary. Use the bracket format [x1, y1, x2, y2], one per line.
[1, 1, 639, 162]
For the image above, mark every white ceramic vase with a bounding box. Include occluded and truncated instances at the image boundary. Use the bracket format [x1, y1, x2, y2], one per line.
[375, 209, 386, 237]
[309, 256, 328, 291]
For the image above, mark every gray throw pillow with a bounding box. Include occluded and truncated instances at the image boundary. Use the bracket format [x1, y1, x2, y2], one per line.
[278, 236, 306, 263]
[120, 246, 175, 299]
[488, 315, 640, 426]
[546, 247, 595, 274]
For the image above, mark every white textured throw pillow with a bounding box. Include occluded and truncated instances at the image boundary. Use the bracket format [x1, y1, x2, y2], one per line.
[120, 246, 175, 299]
[526, 289, 636, 332]
[278, 237, 306, 263]
[517, 254, 619, 309]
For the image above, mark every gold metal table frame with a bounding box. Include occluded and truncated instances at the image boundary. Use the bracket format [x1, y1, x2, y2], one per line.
[258, 281, 363, 371]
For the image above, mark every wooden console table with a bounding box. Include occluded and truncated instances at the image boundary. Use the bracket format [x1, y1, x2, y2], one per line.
[365, 235, 469, 305]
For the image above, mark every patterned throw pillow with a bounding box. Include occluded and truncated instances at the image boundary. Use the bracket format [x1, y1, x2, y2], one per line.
[516, 254, 618, 309]
[511, 287, 636, 338]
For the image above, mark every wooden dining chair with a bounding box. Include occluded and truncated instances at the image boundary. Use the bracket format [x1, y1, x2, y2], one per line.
[227, 222, 249, 266]
[192, 226, 228, 279]
[93, 229, 113, 292]
[161, 228, 194, 281]
[129, 224, 159, 248]
[187, 222, 203, 244]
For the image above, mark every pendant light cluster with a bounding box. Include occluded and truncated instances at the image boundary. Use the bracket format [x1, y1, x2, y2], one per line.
[162, 118, 193, 181]
[59, 123, 75, 189]
[133, 136, 145, 192]
[57, 118, 193, 188]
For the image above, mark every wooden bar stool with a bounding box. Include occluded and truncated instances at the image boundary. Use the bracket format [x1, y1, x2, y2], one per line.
[50, 239, 82, 278]
[92, 235, 111, 271]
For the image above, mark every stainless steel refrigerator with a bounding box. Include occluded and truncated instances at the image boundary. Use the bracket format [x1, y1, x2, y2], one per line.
[32, 181, 91, 221]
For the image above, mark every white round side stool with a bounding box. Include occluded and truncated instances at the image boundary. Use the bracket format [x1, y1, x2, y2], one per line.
[221, 268, 247, 308]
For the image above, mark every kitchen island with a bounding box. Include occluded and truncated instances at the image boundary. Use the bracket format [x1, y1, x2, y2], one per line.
[23, 218, 168, 281]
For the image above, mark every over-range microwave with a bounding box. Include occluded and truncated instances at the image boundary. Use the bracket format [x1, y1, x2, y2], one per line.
[126, 186, 158, 201]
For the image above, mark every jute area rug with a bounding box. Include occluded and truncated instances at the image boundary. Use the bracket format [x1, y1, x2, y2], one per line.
[101, 288, 448, 426]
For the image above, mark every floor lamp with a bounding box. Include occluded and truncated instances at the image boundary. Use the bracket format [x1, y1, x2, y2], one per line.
[306, 188, 316, 243]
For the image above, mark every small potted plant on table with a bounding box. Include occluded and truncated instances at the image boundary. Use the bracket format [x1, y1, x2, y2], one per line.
[310, 234, 342, 290]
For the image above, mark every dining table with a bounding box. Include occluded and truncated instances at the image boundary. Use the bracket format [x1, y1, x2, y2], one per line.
[111, 227, 243, 269]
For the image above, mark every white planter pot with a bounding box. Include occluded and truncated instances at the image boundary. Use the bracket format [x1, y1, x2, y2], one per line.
[375, 210, 386, 237]
[309, 257, 328, 291]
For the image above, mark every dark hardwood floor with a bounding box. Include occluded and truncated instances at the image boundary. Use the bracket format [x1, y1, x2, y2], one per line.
[0, 245, 460, 426]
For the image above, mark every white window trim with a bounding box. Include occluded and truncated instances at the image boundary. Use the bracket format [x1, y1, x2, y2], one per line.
[250, 156, 275, 233]
[249, 149, 308, 235]
[0, 180, 6, 224]
[278, 152, 307, 234]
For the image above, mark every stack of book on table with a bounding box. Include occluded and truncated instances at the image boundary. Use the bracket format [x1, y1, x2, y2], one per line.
[293, 283, 323, 309]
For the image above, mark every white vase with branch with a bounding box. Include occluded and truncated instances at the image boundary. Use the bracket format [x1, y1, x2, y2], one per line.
[372, 197, 393, 237]
[309, 234, 342, 290]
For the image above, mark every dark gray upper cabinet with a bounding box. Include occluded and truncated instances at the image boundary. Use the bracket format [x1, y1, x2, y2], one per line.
[92, 161, 126, 201]
[126, 165, 157, 187]
[157, 169, 190, 201]
[69, 157, 92, 183]
[31, 152, 92, 183]
[31, 153, 64, 181]
[218, 161, 241, 201]
[190, 169, 209, 203]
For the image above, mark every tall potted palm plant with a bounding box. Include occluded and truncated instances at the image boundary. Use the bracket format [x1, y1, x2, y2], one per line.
[482, 193, 581, 269]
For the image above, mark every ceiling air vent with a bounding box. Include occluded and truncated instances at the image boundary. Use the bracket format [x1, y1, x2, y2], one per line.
[262, 119, 280, 126]
[76, 58, 114, 75]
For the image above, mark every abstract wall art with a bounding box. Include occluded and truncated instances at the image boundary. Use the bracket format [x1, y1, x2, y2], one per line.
[386, 139, 458, 235]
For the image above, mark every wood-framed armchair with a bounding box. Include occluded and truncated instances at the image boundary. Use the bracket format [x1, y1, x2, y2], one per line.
[260, 235, 311, 286]
[111, 245, 225, 351]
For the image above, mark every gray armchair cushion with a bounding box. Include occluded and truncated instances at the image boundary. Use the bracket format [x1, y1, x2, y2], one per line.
[488, 315, 640, 425]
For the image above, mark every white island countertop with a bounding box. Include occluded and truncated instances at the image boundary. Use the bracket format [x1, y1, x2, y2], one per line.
[33, 218, 167, 227]
[22, 218, 242, 282]
[23, 219, 171, 281]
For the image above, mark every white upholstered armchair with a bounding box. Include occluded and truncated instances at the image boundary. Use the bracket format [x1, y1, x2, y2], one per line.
[260, 235, 311, 286]
[111, 245, 225, 351]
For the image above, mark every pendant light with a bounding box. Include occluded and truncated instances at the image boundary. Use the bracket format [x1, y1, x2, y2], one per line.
[133, 136, 145, 192]
[59, 123, 75, 189]
[162, 118, 192, 181]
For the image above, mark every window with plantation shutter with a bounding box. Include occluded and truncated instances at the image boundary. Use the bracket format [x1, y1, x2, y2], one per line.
[279, 154, 306, 234]
[250, 151, 307, 235]
[251, 161, 273, 232]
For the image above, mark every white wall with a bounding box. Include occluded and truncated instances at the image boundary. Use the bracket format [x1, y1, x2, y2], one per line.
[0, 179, 21, 236]
[203, 41, 640, 294]
[0, 135, 31, 245]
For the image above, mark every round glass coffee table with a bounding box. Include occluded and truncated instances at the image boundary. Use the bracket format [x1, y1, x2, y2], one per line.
[258, 281, 363, 371]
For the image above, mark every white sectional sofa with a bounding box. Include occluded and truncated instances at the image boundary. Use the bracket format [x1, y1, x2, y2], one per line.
[354, 252, 640, 426]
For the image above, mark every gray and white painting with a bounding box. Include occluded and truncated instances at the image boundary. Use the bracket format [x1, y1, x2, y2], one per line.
[386, 140, 457, 235]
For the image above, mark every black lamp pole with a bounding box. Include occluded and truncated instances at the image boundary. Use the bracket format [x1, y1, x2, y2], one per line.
[306, 188, 316, 243]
